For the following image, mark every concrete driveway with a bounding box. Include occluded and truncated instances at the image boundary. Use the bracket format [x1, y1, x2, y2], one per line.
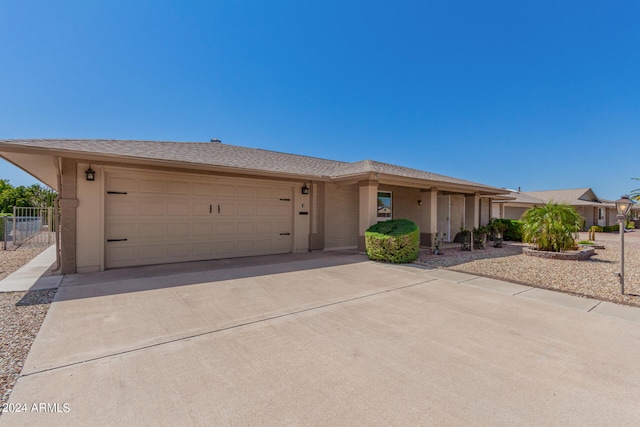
[3, 251, 640, 426]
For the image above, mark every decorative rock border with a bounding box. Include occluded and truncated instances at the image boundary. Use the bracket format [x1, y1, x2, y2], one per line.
[523, 246, 595, 260]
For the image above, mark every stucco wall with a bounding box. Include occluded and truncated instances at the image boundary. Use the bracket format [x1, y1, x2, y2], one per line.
[76, 162, 103, 273]
[324, 183, 358, 249]
[379, 185, 421, 224]
[504, 206, 527, 220]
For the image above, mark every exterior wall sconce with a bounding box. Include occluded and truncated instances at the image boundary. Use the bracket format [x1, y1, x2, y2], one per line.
[418, 200, 423, 206]
[301, 184, 309, 195]
[85, 165, 96, 182]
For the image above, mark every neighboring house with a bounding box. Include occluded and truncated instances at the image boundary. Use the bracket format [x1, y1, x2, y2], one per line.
[0, 139, 507, 274]
[492, 188, 638, 227]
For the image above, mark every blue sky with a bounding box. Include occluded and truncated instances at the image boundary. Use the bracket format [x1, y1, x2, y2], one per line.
[1, 1, 639, 199]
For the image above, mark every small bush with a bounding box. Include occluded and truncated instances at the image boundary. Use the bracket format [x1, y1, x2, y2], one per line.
[365, 219, 419, 263]
[453, 229, 470, 243]
[603, 224, 620, 233]
[590, 225, 603, 232]
[490, 219, 522, 241]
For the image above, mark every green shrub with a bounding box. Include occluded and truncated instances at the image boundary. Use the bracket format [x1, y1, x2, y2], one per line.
[521, 203, 582, 252]
[489, 219, 522, 241]
[365, 219, 419, 263]
[603, 224, 620, 233]
[453, 229, 470, 243]
[590, 225, 603, 232]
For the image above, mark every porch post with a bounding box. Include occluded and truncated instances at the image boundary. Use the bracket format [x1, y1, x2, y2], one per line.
[59, 158, 78, 274]
[420, 187, 438, 246]
[465, 192, 480, 230]
[358, 180, 378, 251]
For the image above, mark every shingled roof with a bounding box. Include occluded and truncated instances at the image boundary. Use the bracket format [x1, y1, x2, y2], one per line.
[495, 188, 608, 207]
[0, 139, 505, 193]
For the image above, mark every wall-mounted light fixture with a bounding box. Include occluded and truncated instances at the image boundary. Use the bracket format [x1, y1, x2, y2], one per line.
[418, 200, 423, 206]
[85, 165, 96, 181]
[301, 183, 309, 195]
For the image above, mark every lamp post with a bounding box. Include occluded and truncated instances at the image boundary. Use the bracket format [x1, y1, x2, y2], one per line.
[615, 195, 635, 294]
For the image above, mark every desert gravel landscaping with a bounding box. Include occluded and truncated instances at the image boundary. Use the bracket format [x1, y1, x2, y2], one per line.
[0, 244, 56, 412]
[416, 234, 640, 307]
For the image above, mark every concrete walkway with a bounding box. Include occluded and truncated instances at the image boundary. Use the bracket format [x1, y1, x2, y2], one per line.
[3, 252, 640, 425]
[0, 245, 62, 292]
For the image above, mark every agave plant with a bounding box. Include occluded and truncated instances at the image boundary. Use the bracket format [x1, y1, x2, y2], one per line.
[521, 202, 583, 252]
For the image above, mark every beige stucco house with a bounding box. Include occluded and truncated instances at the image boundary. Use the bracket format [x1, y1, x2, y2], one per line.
[0, 139, 507, 274]
[492, 188, 638, 227]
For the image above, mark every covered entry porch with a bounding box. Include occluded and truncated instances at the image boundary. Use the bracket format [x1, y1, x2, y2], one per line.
[356, 177, 502, 251]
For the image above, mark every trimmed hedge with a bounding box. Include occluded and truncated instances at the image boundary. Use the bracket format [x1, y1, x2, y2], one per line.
[365, 219, 419, 263]
[490, 219, 523, 241]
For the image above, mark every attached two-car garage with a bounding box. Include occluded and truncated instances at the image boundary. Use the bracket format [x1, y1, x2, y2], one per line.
[104, 170, 294, 269]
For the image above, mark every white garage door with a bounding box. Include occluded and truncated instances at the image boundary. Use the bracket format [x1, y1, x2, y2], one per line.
[105, 171, 293, 269]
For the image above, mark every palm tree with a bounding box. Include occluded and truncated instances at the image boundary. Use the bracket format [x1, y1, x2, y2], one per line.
[631, 178, 640, 202]
[521, 202, 583, 252]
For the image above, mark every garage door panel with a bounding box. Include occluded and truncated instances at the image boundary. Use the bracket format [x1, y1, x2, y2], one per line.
[106, 223, 135, 238]
[255, 222, 272, 234]
[139, 245, 166, 261]
[105, 171, 294, 269]
[167, 181, 191, 195]
[256, 205, 273, 216]
[215, 222, 235, 235]
[167, 223, 190, 238]
[216, 241, 236, 254]
[107, 246, 136, 263]
[107, 199, 137, 216]
[236, 222, 255, 235]
[217, 184, 236, 197]
[273, 205, 290, 216]
[255, 187, 274, 198]
[236, 204, 255, 216]
[167, 202, 190, 216]
[108, 177, 138, 193]
[193, 183, 214, 196]
[192, 223, 214, 237]
[273, 239, 291, 252]
[273, 187, 291, 199]
[139, 200, 165, 216]
[193, 242, 214, 257]
[274, 221, 291, 234]
[140, 179, 166, 194]
[218, 203, 236, 216]
[237, 185, 255, 198]
[167, 244, 191, 258]
[191, 202, 211, 216]
[139, 223, 165, 240]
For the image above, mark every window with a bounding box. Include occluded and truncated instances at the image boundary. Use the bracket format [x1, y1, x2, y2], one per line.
[377, 191, 392, 222]
[598, 208, 605, 220]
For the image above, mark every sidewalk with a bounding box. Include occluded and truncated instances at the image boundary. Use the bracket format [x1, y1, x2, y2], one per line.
[0, 245, 63, 292]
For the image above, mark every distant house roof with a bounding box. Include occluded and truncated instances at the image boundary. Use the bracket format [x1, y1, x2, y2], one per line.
[494, 188, 609, 207]
[522, 188, 601, 206]
[0, 139, 506, 194]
